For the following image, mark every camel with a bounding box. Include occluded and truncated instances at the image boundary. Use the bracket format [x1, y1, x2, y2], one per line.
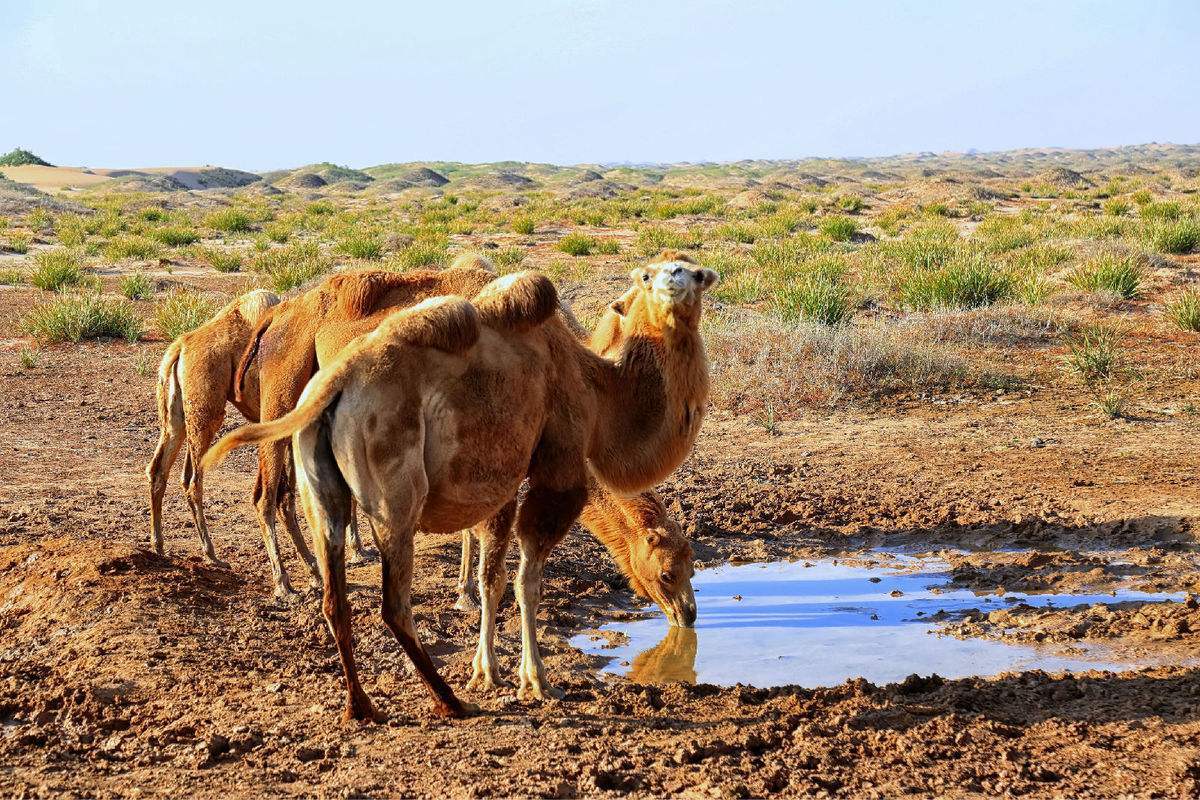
[204, 252, 717, 721]
[144, 288, 370, 591]
[241, 253, 698, 629]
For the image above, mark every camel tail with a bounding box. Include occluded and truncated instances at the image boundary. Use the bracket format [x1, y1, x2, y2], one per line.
[234, 308, 276, 404]
[203, 355, 354, 473]
[155, 339, 184, 429]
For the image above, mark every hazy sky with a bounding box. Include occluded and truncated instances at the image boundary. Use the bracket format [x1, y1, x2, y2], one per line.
[3, 1, 1198, 170]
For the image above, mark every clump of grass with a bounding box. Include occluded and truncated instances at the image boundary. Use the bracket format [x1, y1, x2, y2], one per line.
[336, 232, 384, 260]
[120, 272, 154, 300]
[55, 216, 87, 247]
[1066, 253, 1143, 299]
[1139, 201, 1181, 222]
[19, 347, 38, 369]
[5, 230, 32, 254]
[1092, 389, 1128, 420]
[1063, 323, 1122, 384]
[204, 208, 253, 234]
[557, 232, 597, 256]
[306, 200, 336, 216]
[715, 222, 758, 244]
[897, 253, 1015, 310]
[774, 274, 854, 325]
[389, 238, 448, 270]
[156, 290, 218, 339]
[253, 241, 331, 291]
[1103, 198, 1131, 217]
[837, 195, 865, 213]
[0, 268, 25, 285]
[819, 216, 858, 242]
[635, 226, 698, 256]
[29, 249, 87, 291]
[196, 246, 243, 273]
[23, 294, 142, 343]
[263, 222, 292, 243]
[150, 226, 199, 247]
[492, 246, 526, 271]
[1165, 288, 1200, 332]
[594, 238, 620, 255]
[138, 207, 167, 223]
[512, 216, 537, 235]
[104, 234, 163, 261]
[1145, 218, 1200, 255]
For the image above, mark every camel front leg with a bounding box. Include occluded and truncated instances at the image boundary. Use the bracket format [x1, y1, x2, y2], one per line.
[468, 502, 516, 691]
[454, 530, 478, 611]
[513, 485, 587, 701]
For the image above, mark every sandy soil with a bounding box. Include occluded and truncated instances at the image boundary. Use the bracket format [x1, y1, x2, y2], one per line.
[0, 165, 115, 193]
[2, 263, 1200, 797]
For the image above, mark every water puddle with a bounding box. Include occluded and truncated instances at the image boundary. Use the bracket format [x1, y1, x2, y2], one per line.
[572, 558, 1188, 688]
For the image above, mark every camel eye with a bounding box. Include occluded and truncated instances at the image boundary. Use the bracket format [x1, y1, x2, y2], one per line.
[660, 571, 673, 584]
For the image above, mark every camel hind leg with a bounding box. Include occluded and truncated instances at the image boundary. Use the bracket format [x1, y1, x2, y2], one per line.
[467, 502, 516, 691]
[293, 406, 379, 722]
[180, 396, 229, 568]
[454, 529, 478, 611]
[146, 358, 186, 555]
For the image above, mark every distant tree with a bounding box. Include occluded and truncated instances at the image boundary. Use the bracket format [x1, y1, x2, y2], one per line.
[0, 148, 53, 167]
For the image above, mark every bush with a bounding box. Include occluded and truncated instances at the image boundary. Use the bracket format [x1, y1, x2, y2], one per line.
[336, 232, 384, 260]
[635, 226, 697, 256]
[29, 249, 86, 291]
[120, 272, 154, 300]
[104, 235, 163, 261]
[156, 290, 218, 339]
[204, 208, 253, 234]
[1063, 323, 1122, 384]
[196, 246, 243, 273]
[0, 268, 25, 285]
[819, 216, 858, 242]
[253, 241, 331, 291]
[1066, 253, 1143, 299]
[389, 238, 448, 270]
[1103, 198, 1130, 217]
[1165, 288, 1200, 332]
[557, 232, 597, 256]
[23, 294, 142, 343]
[511, 216, 537, 235]
[492, 246, 527, 271]
[151, 226, 199, 247]
[1145, 218, 1200, 255]
[5, 230, 32, 254]
[897, 253, 1015, 311]
[774, 274, 853, 325]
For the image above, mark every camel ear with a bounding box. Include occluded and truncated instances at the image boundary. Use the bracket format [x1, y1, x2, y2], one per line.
[694, 268, 719, 290]
[630, 267, 653, 288]
[646, 531, 662, 548]
[609, 298, 627, 316]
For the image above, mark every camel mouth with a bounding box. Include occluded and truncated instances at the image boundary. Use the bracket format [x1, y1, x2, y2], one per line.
[663, 587, 698, 628]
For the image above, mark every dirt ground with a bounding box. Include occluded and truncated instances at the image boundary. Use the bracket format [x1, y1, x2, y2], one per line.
[2, 270, 1200, 799]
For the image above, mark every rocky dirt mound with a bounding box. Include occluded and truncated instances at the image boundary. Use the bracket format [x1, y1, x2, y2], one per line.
[1039, 167, 1093, 189]
[102, 173, 190, 192]
[397, 167, 449, 187]
[170, 168, 260, 190]
[280, 172, 327, 189]
[459, 171, 537, 190]
[0, 176, 91, 215]
[941, 596, 1199, 647]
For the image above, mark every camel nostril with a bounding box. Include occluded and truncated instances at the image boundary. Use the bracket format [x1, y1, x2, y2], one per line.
[682, 603, 697, 627]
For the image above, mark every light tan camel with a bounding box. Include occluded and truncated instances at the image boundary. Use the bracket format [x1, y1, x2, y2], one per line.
[241, 254, 697, 628]
[205, 252, 716, 721]
[144, 288, 370, 590]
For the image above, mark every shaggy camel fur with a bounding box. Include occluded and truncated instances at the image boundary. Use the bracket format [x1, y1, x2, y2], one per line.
[205, 253, 716, 721]
[233, 255, 497, 598]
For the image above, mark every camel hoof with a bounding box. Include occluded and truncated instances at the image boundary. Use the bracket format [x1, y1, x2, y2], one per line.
[432, 699, 477, 719]
[343, 697, 384, 724]
[273, 586, 302, 605]
[205, 554, 231, 570]
[466, 674, 509, 692]
[453, 593, 480, 613]
[517, 682, 565, 702]
[151, 540, 164, 556]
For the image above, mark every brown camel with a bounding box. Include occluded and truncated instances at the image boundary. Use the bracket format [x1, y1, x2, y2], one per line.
[242, 254, 697, 630]
[204, 252, 716, 721]
[144, 288, 370, 591]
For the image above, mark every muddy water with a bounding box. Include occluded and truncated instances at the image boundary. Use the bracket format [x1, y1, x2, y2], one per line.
[572, 558, 1189, 688]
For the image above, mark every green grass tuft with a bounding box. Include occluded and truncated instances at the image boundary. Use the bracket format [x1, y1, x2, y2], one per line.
[104, 235, 163, 261]
[150, 226, 199, 247]
[119, 272, 154, 300]
[204, 208, 254, 234]
[23, 294, 142, 343]
[156, 290, 218, 339]
[557, 232, 597, 256]
[819, 216, 858, 242]
[1066, 253, 1144, 299]
[253, 241, 331, 291]
[1165, 288, 1200, 332]
[30, 249, 87, 291]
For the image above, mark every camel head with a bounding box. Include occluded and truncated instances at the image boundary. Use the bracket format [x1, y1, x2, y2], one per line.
[623, 498, 697, 628]
[591, 250, 718, 356]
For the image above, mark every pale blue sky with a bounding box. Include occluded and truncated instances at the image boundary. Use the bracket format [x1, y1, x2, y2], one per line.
[2, 1, 1197, 170]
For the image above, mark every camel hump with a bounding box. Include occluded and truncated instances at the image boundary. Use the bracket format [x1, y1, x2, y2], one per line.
[237, 289, 281, 324]
[648, 249, 698, 266]
[326, 269, 436, 320]
[472, 271, 558, 334]
[379, 295, 481, 355]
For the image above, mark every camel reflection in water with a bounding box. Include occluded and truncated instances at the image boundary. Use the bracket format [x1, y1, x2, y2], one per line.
[628, 626, 698, 684]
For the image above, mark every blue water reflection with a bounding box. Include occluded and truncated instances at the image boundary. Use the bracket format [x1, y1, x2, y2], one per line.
[571, 559, 1189, 688]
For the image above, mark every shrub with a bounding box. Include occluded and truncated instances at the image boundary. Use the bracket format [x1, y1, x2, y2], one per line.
[897, 253, 1015, 311]
[23, 294, 142, 343]
[151, 226, 199, 247]
[557, 232, 597, 256]
[819, 216, 858, 242]
[264, 222, 292, 243]
[1140, 201, 1181, 222]
[196, 246, 244, 273]
[1103, 198, 1131, 217]
[29, 249, 86, 291]
[1063, 323, 1122, 384]
[1145, 218, 1200, 255]
[5, 230, 32, 254]
[120, 272, 154, 300]
[389, 238, 448, 270]
[156, 290, 218, 339]
[1165, 288, 1200, 332]
[204, 208, 253, 234]
[635, 226, 698, 256]
[1066, 253, 1143, 299]
[336, 232, 384, 260]
[253, 241, 331, 291]
[512, 216, 537, 235]
[492, 246, 527, 271]
[774, 274, 854, 325]
[0, 268, 25, 285]
[104, 235, 163, 261]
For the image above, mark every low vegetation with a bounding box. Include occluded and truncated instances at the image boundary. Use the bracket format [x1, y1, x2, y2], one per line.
[23, 294, 142, 343]
[156, 290, 218, 339]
